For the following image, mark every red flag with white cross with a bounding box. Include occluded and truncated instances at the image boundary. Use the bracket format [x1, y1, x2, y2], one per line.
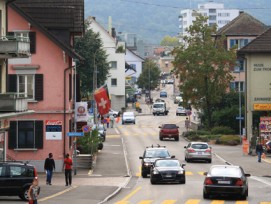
[94, 85, 111, 116]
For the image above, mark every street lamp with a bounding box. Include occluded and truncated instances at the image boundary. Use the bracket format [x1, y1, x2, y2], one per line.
[93, 49, 100, 124]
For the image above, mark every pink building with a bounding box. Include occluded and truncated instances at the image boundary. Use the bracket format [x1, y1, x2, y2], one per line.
[6, 1, 84, 172]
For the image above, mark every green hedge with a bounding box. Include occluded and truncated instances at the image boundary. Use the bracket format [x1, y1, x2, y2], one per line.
[215, 135, 240, 146]
[211, 126, 235, 135]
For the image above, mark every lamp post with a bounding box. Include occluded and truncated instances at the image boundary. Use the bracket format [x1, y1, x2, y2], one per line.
[93, 50, 100, 124]
[239, 69, 242, 143]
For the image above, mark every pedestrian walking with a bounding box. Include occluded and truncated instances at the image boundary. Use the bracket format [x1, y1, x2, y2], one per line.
[256, 140, 264, 162]
[44, 153, 55, 185]
[109, 114, 115, 128]
[106, 116, 110, 128]
[28, 177, 40, 204]
[185, 117, 190, 132]
[63, 153, 73, 186]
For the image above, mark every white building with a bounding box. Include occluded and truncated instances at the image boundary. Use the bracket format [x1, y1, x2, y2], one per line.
[87, 17, 126, 112]
[179, 1, 239, 42]
[125, 48, 144, 83]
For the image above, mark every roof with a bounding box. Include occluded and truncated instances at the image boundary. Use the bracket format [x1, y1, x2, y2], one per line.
[216, 12, 267, 36]
[238, 28, 271, 54]
[10, 0, 84, 61]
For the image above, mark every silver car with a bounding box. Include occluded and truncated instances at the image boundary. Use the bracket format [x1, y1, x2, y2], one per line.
[184, 142, 212, 163]
[176, 106, 187, 116]
[122, 112, 135, 124]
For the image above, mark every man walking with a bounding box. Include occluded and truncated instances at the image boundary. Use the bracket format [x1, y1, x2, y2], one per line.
[256, 140, 264, 162]
[109, 114, 115, 128]
[63, 153, 73, 186]
[44, 153, 55, 185]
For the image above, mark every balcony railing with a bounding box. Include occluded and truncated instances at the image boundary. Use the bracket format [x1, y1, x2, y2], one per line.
[0, 93, 28, 112]
[0, 36, 30, 58]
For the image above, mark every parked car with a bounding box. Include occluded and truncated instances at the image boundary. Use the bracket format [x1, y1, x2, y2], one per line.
[176, 106, 187, 116]
[150, 158, 186, 184]
[122, 112, 135, 124]
[92, 124, 106, 142]
[184, 142, 212, 163]
[159, 124, 179, 141]
[0, 161, 38, 201]
[203, 165, 250, 200]
[139, 144, 174, 178]
[167, 79, 174, 84]
[159, 91, 167, 98]
[109, 109, 119, 118]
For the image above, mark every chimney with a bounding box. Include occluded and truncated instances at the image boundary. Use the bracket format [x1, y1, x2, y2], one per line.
[112, 28, 116, 38]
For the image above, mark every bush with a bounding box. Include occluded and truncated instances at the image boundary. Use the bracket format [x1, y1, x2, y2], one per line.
[211, 126, 235, 135]
[215, 135, 240, 145]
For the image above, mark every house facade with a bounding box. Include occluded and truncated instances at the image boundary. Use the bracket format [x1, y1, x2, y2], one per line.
[238, 28, 271, 153]
[87, 17, 126, 112]
[0, 0, 32, 162]
[6, 0, 84, 172]
[125, 48, 144, 83]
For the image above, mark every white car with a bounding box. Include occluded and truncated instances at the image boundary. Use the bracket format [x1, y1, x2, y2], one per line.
[109, 109, 118, 118]
[176, 106, 187, 116]
[122, 112, 135, 124]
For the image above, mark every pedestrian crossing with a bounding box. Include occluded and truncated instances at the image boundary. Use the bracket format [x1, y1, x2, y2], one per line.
[114, 199, 271, 204]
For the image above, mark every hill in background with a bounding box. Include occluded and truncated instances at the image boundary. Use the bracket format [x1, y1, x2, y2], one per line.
[85, 0, 271, 44]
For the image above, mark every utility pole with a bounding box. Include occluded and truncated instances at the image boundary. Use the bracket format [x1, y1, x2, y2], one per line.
[93, 50, 99, 124]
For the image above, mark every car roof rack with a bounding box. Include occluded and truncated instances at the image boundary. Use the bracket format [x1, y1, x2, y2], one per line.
[0, 161, 29, 165]
[146, 144, 166, 148]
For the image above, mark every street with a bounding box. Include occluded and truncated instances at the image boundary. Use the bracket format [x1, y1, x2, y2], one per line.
[1, 84, 271, 204]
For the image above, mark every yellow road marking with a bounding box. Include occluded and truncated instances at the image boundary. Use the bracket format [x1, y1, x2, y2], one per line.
[136, 166, 141, 177]
[107, 135, 120, 138]
[162, 200, 177, 204]
[115, 186, 142, 204]
[260, 202, 271, 204]
[198, 172, 205, 176]
[138, 201, 153, 204]
[185, 171, 193, 175]
[39, 186, 78, 202]
[236, 201, 248, 204]
[211, 201, 224, 204]
[185, 199, 200, 204]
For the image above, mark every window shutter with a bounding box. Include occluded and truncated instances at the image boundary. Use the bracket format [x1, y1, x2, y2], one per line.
[35, 120, 43, 149]
[35, 74, 43, 101]
[76, 74, 81, 102]
[8, 74, 17, 92]
[69, 74, 72, 100]
[8, 121, 17, 149]
[29, 32, 36, 54]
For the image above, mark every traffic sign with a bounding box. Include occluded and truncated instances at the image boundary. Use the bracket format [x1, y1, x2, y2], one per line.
[236, 116, 244, 120]
[67, 132, 84, 137]
[82, 125, 91, 133]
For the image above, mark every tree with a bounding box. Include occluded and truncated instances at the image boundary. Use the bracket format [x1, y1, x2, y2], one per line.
[137, 59, 161, 92]
[75, 28, 110, 99]
[172, 15, 236, 129]
[160, 35, 180, 47]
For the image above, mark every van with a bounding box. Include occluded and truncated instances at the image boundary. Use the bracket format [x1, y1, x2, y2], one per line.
[152, 102, 169, 116]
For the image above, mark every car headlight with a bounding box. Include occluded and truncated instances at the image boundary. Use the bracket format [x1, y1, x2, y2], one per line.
[144, 163, 152, 167]
[177, 170, 184, 174]
[153, 169, 159, 175]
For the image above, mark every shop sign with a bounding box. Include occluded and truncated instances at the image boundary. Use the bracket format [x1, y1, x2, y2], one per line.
[254, 104, 271, 110]
[259, 117, 271, 139]
[45, 120, 62, 140]
[75, 102, 88, 122]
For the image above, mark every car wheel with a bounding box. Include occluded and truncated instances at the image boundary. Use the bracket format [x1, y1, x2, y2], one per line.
[19, 187, 30, 201]
[186, 158, 190, 163]
[141, 171, 148, 178]
[98, 143, 103, 150]
[184, 157, 187, 161]
[203, 190, 209, 199]
[159, 136, 163, 141]
[150, 177, 156, 184]
[207, 159, 212, 163]
[240, 192, 247, 200]
[180, 178, 186, 184]
[113, 114, 117, 118]
[175, 136, 179, 141]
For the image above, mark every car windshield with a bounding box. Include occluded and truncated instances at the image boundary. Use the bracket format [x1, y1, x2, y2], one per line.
[163, 124, 177, 129]
[178, 107, 184, 110]
[210, 166, 242, 177]
[93, 125, 104, 130]
[191, 144, 208, 149]
[153, 104, 164, 108]
[145, 149, 170, 158]
[155, 160, 179, 167]
[124, 112, 134, 116]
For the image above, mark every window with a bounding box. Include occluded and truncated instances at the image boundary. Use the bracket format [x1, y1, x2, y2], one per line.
[111, 78, 117, 86]
[0, 166, 6, 177]
[110, 61, 117, 69]
[209, 15, 216, 20]
[8, 121, 43, 149]
[8, 74, 43, 101]
[18, 75, 34, 99]
[14, 32, 29, 42]
[209, 9, 216, 13]
[234, 60, 245, 72]
[230, 39, 250, 49]
[182, 13, 187, 18]
[230, 81, 245, 92]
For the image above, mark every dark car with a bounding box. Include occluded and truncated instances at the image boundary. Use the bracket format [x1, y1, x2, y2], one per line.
[159, 124, 179, 141]
[0, 161, 38, 201]
[150, 158, 186, 184]
[139, 145, 174, 178]
[203, 165, 250, 200]
[160, 91, 167, 98]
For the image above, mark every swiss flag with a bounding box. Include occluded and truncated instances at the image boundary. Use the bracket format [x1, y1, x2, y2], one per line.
[94, 85, 111, 116]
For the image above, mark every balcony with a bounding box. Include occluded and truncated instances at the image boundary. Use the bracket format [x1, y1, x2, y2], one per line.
[0, 93, 28, 112]
[0, 36, 30, 58]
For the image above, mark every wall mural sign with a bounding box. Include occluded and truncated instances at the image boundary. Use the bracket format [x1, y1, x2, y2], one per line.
[259, 117, 271, 140]
[45, 120, 62, 140]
